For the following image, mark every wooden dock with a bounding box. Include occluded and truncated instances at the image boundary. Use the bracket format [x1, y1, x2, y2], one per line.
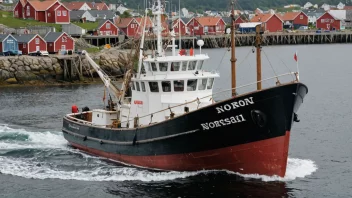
[142, 32, 352, 49]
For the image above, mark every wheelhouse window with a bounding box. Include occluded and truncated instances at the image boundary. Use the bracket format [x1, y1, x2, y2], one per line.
[150, 62, 157, 71]
[141, 82, 146, 92]
[132, 82, 135, 90]
[182, 62, 187, 71]
[171, 62, 181, 71]
[197, 60, 204, 70]
[136, 82, 140, 91]
[149, 82, 159, 92]
[207, 78, 214, 89]
[187, 79, 197, 91]
[159, 62, 168, 72]
[174, 80, 184, 92]
[188, 61, 196, 70]
[162, 81, 171, 92]
[198, 79, 207, 90]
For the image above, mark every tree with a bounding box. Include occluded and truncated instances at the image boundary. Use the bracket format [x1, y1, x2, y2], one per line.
[120, 11, 132, 18]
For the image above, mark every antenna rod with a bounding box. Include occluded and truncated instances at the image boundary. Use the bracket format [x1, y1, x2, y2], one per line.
[231, 1, 237, 96]
[255, 24, 262, 90]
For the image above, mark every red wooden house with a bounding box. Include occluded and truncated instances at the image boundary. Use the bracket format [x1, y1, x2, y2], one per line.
[235, 16, 246, 24]
[187, 17, 226, 35]
[135, 17, 154, 37]
[96, 20, 118, 35]
[250, 14, 283, 32]
[316, 12, 341, 30]
[44, 32, 74, 53]
[280, 11, 308, 28]
[13, 0, 27, 19]
[87, 2, 109, 10]
[13, 34, 47, 55]
[115, 17, 139, 37]
[13, 0, 70, 24]
[172, 18, 186, 35]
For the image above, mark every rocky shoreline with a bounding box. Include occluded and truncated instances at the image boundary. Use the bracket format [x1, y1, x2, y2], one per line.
[0, 48, 133, 86]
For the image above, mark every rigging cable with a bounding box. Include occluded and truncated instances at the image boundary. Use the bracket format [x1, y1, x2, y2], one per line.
[262, 50, 280, 84]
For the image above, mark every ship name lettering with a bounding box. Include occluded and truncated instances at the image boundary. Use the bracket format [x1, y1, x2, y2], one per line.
[215, 97, 254, 114]
[201, 115, 246, 130]
[68, 124, 80, 130]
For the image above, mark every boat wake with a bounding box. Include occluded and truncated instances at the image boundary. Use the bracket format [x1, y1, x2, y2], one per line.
[0, 124, 317, 182]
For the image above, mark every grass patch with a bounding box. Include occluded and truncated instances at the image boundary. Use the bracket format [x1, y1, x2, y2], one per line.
[73, 22, 99, 30]
[85, 47, 101, 53]
[0, 11, 62, 31]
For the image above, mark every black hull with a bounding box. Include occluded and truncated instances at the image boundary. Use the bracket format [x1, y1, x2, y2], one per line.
[62, 82, 308, 176]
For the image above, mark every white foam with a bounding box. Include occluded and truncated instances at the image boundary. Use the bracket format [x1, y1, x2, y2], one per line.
[0, 156, 207, 182]
[227, 158, 318, 182]
[0, 124, 67, 150]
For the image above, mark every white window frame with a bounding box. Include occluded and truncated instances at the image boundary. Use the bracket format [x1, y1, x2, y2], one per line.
[15, 11, 18, 16]
[300, 15, 303, 20]
[131, 24, 134, 28]
[63, 10, 67, 16]
[62, 36, 67, 42]
[23, 43, 27, 48]
[106, 22, 111, 29]
[26, 6, 30, 16]
[35, 38, 39, 44]
[61, 45, 66, 51]
[57, 10, 61, 16]
[48, 13, 51, 17]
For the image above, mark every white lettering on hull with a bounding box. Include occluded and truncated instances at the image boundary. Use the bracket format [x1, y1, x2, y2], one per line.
[215, 97, 254, 114]
[201, 115, 246, 130]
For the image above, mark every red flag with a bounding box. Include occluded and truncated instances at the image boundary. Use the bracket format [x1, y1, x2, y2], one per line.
[294, 52, 298, 62]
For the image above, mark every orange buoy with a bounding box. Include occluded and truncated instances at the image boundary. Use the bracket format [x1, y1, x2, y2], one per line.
[190, 48, 194, 56]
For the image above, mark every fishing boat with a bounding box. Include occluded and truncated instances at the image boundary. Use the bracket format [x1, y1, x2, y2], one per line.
[62, 0, 308, 177]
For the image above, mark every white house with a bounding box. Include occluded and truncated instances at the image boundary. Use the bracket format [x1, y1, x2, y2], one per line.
[321, 3, 331, 11]
[314, 4, 318, 8]
[181, 8, 189, 17]
[303, 2, 313, 9]
[337, 2, 345, 9]
[116, 4, 129, 14]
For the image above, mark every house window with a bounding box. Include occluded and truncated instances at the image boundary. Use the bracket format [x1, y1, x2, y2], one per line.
[300, 15, 303, 19]
[62, 36, 67, 42]
[26, 6, 30, 16]
[35, 38, 39, 44]
[15, 11, 18, 16]
[49, 43, 52, 46]
[23, 44, 27, 48]
[57, 10, 61, 16]
[61, 45, 66, 51]
[63, 11, 67, 16]
[106, 22, 111, 29]
[48, 13, 51, 17]
[131, 24, 134, 28]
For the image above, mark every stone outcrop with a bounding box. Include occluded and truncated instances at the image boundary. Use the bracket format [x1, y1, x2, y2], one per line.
[0, 51, 129, 85]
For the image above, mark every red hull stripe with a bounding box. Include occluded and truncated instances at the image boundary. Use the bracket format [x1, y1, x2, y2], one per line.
[69, 131, 291, 177]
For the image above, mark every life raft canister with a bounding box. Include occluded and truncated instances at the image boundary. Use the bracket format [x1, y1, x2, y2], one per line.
[179, 49, 186, 56]
[72, 105, 79, 113]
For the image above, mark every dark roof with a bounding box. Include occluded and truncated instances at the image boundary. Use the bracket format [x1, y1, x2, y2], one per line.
[222, 17, 232, 24]
[13, 34, 37, 43]
[44, 32, 64, 42]
[181, 17, 191, 24]
[70, 10, 86, 21]
[97, 19, 115, 29]
[0, 34, 9, 42]
[88, 10, 115, 19]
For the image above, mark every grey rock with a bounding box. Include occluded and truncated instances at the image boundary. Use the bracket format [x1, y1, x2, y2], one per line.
[24, 66, 31, 71]
[15, 71, 38, 82]
[0, 70, 14, 81]
[15, 61, 24, 66]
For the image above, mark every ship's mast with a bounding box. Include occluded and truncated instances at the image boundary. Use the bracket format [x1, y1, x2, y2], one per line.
[152, 0, 163, 56]
[230, 1, 237, 96]
[255, 24, 262, 90]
